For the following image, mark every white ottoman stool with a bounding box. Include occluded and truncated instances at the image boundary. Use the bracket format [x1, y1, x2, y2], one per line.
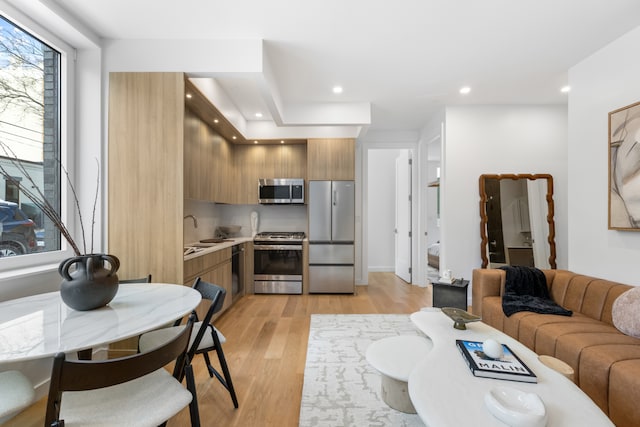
[0, 370, 35, 423]
[366, 335, 433, 413]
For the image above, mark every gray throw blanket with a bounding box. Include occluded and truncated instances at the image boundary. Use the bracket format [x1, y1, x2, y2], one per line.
[500, 266, 572, 317]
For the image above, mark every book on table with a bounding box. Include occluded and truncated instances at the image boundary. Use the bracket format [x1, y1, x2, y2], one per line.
[456, 339, 537, 383]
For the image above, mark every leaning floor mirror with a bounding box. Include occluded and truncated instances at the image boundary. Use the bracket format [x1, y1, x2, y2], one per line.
[479, 174, 556, 269]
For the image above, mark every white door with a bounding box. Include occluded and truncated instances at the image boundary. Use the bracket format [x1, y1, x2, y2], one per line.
[395, 150, 412, 283]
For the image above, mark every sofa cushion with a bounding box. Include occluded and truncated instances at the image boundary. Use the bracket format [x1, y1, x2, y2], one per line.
[612, 286, 640, 338]
[534, 322, 620, 360]
[517, 312, 601, 350]
[553, 332, 640, 385]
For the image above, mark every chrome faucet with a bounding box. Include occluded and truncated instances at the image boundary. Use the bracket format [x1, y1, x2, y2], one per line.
[184, 214, 198, 228]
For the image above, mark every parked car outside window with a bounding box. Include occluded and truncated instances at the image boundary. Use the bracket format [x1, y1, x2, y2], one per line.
[0, 200, 37, 257]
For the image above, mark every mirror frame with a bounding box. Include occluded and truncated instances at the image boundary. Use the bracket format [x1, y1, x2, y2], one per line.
[479, 173, 556, 269]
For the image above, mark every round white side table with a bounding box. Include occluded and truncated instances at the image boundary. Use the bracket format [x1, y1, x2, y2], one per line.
[366, 335, 433, 413]
[0, 370, 35, 423]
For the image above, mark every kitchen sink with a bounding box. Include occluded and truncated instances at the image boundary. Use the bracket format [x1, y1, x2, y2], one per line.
[183, 246, 205, 256]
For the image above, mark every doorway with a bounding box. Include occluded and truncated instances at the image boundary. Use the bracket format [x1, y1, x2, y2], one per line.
[366, 148, 412, 283]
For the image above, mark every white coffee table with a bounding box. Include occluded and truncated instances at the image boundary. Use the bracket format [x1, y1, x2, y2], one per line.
[408, 310, 614, 426]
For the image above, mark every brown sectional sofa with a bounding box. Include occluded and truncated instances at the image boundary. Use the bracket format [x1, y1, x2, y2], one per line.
[472, 268, 640, 427]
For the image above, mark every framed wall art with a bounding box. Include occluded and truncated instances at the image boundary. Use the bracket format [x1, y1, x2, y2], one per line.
[609, 100, 640, 230]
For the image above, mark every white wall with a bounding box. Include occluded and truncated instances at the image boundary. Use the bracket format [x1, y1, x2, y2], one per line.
[367, 149, 404, 271]
[443, 105, 569, 289]
[568, 25, 640, 285]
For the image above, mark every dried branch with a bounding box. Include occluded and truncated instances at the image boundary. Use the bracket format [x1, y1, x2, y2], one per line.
[59, 161, 87, 253]
[91, 159, 99, 254]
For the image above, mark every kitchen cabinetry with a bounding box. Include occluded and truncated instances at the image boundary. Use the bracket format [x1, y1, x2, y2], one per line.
[184, 81, 234, 204]
[242, 241, 254, 295]
[231, 144, 307, 204]
[184, 108, 216, 201]
[108, 72, 185, 284]
[184, 248, 233, 321]
[307, 138, 355, 180]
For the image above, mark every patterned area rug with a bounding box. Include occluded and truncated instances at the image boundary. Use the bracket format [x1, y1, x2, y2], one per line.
[299, 314, 426, 427]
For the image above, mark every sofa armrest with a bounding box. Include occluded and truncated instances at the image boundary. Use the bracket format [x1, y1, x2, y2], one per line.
[471, 268, 505, 316]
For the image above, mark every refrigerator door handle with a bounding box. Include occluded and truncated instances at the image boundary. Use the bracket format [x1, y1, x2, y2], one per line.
[333, 189, 337, 206]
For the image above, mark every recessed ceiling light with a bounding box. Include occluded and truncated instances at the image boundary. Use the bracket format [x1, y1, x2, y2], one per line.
[186, 93, 192, 99]
[333, 86, 343, 94]
[459, 86, 471, 95]
[232, 136, 237, 140]
[255, 112, 263, 118]
[254, 140, 259, 144]
[213, 119, 219, 124]
[561, 85, 571, 93]
[280, 140, 285, 144]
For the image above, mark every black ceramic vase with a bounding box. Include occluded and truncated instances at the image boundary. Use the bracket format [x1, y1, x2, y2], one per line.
[58, 253, 120, 311]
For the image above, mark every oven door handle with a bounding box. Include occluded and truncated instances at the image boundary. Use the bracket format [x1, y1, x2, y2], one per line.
[254, 244, 303, 251]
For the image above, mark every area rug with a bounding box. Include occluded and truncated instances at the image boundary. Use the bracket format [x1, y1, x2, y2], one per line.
[299, 314, 425, 427]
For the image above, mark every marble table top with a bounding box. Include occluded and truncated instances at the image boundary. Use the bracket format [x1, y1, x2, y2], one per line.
[0, 283, 201, 363]
[408, 309, 614, 426]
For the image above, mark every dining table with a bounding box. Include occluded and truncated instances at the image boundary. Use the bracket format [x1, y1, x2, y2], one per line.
[0, 283, 201, 363]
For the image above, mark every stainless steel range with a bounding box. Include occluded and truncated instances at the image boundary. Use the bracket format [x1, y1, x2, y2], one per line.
[254, 231, 305, 294]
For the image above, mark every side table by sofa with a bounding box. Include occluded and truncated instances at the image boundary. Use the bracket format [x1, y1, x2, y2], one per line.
[432, 279, 469, 310]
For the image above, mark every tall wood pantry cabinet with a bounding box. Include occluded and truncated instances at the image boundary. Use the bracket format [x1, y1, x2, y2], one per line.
[108, 72, 186, 284]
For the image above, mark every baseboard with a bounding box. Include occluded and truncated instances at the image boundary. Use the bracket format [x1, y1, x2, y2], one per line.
[367, 267, 395, 272]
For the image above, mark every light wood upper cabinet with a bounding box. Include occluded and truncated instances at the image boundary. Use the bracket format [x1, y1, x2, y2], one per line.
[307, 138, 355, 180]
[215, 133, 233, 204]
[184, 107, 231, 202]
[231, 144, 307, 204]
[184, 108, 212, 201]
[108, 72, 185, 284]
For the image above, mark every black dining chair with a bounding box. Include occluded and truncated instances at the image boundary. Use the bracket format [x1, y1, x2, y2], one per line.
[45, 314, 200, 427]
[139, 277, 239, 408]
[119, 274, 152, 283]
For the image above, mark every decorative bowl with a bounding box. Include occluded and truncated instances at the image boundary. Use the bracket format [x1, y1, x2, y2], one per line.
[217, 225, 242, 235]
[441, 307, 481, 330]
[484, 386, 547, 427]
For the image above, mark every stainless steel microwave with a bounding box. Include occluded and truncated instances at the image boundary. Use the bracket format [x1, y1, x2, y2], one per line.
[258, 178, 304, 204]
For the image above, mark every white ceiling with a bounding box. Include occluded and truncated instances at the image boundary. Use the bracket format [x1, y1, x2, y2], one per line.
[19, 0, 640, 138]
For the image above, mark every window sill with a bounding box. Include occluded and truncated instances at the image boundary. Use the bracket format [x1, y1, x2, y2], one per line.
[0, 261, 59, 281]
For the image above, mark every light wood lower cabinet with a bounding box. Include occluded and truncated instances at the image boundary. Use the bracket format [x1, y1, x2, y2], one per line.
[241, 242, 254, 295]
[184, 248, 232, 322]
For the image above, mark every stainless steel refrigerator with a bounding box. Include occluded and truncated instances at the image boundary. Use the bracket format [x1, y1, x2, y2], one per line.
[308, 180, 355, 293]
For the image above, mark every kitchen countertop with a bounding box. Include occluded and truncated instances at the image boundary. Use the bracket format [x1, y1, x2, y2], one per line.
[183, 236, 253, 261]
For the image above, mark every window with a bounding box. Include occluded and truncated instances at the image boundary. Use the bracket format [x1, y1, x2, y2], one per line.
[4, 175, 19, 203]
[0, 14, 62, 258]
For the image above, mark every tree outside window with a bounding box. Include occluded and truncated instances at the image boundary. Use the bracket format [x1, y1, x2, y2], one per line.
[0, 14, 61, 257]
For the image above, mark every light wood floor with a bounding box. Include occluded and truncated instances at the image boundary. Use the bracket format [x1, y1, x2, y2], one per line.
[8, 272, 432, 427]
